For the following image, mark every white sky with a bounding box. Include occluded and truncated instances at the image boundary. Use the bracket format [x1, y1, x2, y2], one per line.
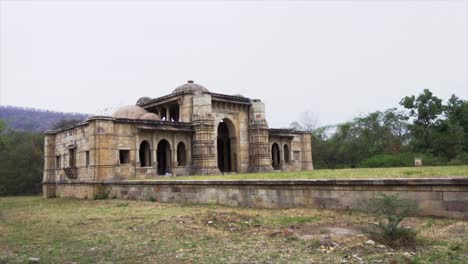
[1, 0, 467, 128]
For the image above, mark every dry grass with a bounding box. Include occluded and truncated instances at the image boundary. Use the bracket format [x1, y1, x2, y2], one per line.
[1, 197, 467, 263]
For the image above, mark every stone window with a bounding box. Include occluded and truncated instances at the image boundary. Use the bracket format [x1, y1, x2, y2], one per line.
[119, 150, 130, 165]
[56, 155, 61, 169]
[85, 151, 90, 167]
[293, 151, 300, 161]
[68, 148, 76, 168]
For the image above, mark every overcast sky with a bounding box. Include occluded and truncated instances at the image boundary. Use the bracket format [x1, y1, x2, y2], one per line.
[1, 0, 466, 128]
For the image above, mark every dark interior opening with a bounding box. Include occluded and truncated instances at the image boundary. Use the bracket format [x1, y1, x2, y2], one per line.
[139, 141, 151, 167]
[271, 143, 281, 170]
[157, 140, 171, 175]
[119, 150, 130, 164]
[284, 144, 290, 163]
[177, 142, 187, 166]
[217, 121, 232, 173]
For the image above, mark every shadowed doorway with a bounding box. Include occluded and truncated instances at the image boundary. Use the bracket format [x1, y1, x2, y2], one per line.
[157, 140, 171, 175]
[271, 143, 281, 170]
[217, 119, 237, 173]
[139, 140, 151, 167]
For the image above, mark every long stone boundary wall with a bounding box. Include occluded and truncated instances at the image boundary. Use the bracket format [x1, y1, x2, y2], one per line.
[43, 178, 468, 219]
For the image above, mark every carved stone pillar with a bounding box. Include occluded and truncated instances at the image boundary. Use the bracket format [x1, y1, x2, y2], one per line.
[192, 113, 219, 175]
[191, 93, 220, 175]
[248, 100, 273, 172]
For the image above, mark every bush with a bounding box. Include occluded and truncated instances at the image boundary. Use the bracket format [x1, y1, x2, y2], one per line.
[363, 193, 418, 248]
[418, 154, 449, 166]
[448, 152, 468, 165]
[359, 154, 413, 168]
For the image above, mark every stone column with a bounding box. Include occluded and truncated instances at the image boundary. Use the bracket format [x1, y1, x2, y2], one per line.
[43, 133, 57, 198]
[90, 117, 116, 181]
[248, 100, 273, 173]
[301, 133, 314, 171]
[192, 93, 220, 175]
[165, 106, 170, 121]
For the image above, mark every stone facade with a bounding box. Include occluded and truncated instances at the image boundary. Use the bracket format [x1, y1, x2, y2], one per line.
[43, 81, 313, 198]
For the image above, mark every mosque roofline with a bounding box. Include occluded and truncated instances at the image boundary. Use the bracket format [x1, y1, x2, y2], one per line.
[44, 116, 193, 135]
[138, 91, 252, 108]
[268, 128, 311, 136]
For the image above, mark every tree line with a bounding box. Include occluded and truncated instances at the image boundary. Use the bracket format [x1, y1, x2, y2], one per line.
[0, 105, 88, 132]
[0, 120, 44, 195]
[0, 114, 85, 196]
[293, 89, 468, 169]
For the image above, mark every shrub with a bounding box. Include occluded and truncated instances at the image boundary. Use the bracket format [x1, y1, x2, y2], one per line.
[448, 152, 468, 165]
[359, 154, 413, 168]
[363, 193, 418, 248]
[417, 154, 448, 166]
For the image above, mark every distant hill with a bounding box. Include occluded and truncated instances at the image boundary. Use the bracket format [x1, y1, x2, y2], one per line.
[0, 105, 90, 132]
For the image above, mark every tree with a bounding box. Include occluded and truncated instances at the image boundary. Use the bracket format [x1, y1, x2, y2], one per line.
[310, 109, 410, 169]
[430, 95, 468, 159]
[399, 89, 444, 152]
[445, 95, 468, 153]
[0, 120, 44, 196]
[400, 90, 467, 160]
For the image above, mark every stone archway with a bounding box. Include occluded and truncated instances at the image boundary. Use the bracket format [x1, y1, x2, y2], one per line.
[139, 140, 151, 167]
[271, 143, 281, 170]
[217, 118, 237, 173]
[157, 139, 171, 175]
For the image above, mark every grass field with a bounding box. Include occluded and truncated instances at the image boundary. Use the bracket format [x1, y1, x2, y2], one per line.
[1, 197, 467, 263]
[147, 166, 468, 181]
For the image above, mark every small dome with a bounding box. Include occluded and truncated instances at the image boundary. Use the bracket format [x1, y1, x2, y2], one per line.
[140, 113, 160, 121]
[112, 105, 148, 119]
[136, 96, 152, 105]
[172, 80, 209, 94]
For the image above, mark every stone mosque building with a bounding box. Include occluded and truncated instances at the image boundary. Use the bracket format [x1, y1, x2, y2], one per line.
[43, 81, 313, 189]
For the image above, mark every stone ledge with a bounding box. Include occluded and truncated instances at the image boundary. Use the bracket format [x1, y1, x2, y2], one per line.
[43, 177, 468, 186]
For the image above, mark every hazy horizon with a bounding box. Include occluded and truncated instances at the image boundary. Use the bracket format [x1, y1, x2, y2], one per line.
[1, 1, 466, 128]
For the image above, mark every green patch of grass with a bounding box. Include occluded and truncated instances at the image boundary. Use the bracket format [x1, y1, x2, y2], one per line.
[144, 166, 468, 181]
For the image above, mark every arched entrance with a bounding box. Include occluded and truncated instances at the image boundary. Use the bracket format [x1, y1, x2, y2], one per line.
[139, 140, 151, 167]
[271, 143, 281, 170]
[217, 119, 237, 173]
[157, 139, 171, 175]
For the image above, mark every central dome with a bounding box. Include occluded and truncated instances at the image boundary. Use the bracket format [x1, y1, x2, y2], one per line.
[112, 105, 160, 121]
[172, 80, 209, 94]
